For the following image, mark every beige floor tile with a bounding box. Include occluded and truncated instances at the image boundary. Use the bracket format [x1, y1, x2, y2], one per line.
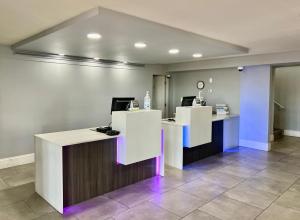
[0, 182, 35, 207]
[218, 164, 259, 178]
[224, 183, 278, 209]
[208, 152, 246, 163]
[26, 193, 55, 217]
[290, 184, 300, 193]
[188, 159, 228, 173]
[194, 155, 233, 165]
[242, 176, 293, 195]
[279, 156, 300, 167]
[63, 196, 128, 220]
[140, 175, 185, 193]
[289, 150, 300, 158]
[178, 178, 228, 201]
[201, 171, 245, 188]
[275, 190, 300, 212]
[104, 182, 158, 208]
[229, 158, 268, 170]
[2, 163, 35, 187]
[0, 201, 38, 220]
[164, 166, 204, 182]
[256, 203, 300, 220]
[34, 211, 78, 220]
[3, 171, 35, 187]
[290, 179, 300, 193]
[150, 189, 206, 217]
[240, 149, 286, 162]
[255, 168, 299, 183]
[199, 195, 262, 220]
[272, 144, 300, 154]
[269, 162, 300, 175]
[14, 163, 35, 174]
[115, 201, 179, 220]
[182, 210, 220, 220]
[0, 178, 8, 191]
[0, 167, 18, 179]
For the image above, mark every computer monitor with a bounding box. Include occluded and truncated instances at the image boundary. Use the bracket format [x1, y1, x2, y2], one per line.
[181, 96, 196, 106]
[111, 97, 135, 113]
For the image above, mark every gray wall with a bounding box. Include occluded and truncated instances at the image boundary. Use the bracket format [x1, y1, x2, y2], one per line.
[0, 46, 165, 159]
[274, 66, 300, 131]
[239, 65, 271, 144]
[169, 68, 240, 116]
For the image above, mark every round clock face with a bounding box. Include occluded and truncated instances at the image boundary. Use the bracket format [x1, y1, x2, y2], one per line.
[197, 81, 205, 90]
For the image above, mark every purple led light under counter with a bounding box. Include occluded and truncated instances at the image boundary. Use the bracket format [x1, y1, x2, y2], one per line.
[156, 129, 164, 175]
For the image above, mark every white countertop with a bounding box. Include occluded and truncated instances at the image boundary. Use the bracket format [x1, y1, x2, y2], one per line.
[35, 128, 118, 146]
[35, 114, 239, 146]
[212, 114, 239, 122]
[35, 110, 162, 147]
[162, 114, 239, 125]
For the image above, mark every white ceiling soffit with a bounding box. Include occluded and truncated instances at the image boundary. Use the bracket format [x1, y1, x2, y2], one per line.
[12, 7, 249, 64]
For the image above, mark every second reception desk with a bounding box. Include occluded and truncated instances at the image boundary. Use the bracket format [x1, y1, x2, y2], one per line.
[162, 114, 239, 170]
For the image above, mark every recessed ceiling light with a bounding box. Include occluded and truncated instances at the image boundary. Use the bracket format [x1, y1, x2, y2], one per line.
[58, 53, 65, 56]
[193, 53, 203, 58]
[123, 61, 128, 64]
[94, 57, 100, 60]
[169, 49, 179, 54]
[87, 33, 102, 39]
[134, 42, 147, 48]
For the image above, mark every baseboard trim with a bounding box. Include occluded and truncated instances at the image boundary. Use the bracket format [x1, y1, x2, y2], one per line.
[284, 130, 300, 138]
[239, 139, 271, 151]
[0, 153, 34, 169]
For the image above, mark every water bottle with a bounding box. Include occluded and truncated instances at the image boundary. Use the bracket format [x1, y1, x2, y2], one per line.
[144, 91, 151, 110]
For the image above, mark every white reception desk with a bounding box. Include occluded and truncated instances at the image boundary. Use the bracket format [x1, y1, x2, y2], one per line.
[35, 109, 163, 214]
[162, 106, 239, 170]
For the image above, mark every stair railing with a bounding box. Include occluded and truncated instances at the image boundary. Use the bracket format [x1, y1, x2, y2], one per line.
[274, 100, 285, 110]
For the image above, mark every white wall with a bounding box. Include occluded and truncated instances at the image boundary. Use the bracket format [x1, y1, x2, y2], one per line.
[0, 46, 165, 159]
[239, 65, 272, 151]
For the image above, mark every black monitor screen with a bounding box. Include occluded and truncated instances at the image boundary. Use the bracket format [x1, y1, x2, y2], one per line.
[111, 97, 135, 113]
[181, 96, 196, 106]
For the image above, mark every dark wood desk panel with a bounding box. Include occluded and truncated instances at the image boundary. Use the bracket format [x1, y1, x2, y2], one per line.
[62, 138, 156, 207]
[183, 120, 223, 166]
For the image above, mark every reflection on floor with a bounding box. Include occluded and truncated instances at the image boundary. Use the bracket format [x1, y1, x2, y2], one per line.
[1, 136, 300, 219]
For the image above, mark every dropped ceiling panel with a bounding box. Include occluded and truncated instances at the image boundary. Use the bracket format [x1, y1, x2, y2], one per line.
[13, 7, 248, 64]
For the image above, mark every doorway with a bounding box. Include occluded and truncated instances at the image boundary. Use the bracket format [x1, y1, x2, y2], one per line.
[152, 75, 170, 118]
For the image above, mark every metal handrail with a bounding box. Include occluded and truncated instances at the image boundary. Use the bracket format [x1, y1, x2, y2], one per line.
[274, 100, 285, 109]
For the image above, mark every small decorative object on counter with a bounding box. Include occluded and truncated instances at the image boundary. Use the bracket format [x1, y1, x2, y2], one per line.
[193, 97, 201, 106]
[144, 91, 151, 110]
[129, 100, 140, 111]
[196, 90, 207, 106]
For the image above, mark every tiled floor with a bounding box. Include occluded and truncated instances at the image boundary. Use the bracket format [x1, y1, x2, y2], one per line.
[1, 136, 300, 220]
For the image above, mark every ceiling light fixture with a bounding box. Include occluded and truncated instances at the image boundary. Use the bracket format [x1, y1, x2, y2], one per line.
[58, 53, 65, 56]
[87, 33, 102, 39]
[123, 61, 128, 64]
[193, 53, 203, 58]
[94, 57, 100, 60]
[134, 42, 147, 48]
[169, 49, 179, 54]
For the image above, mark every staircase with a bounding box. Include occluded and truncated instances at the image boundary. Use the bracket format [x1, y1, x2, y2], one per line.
[273, 100, 285, 141]
[273, 128, 284, 141]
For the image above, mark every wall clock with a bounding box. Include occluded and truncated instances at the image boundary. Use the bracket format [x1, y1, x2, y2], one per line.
[197, 81, 205, 90]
